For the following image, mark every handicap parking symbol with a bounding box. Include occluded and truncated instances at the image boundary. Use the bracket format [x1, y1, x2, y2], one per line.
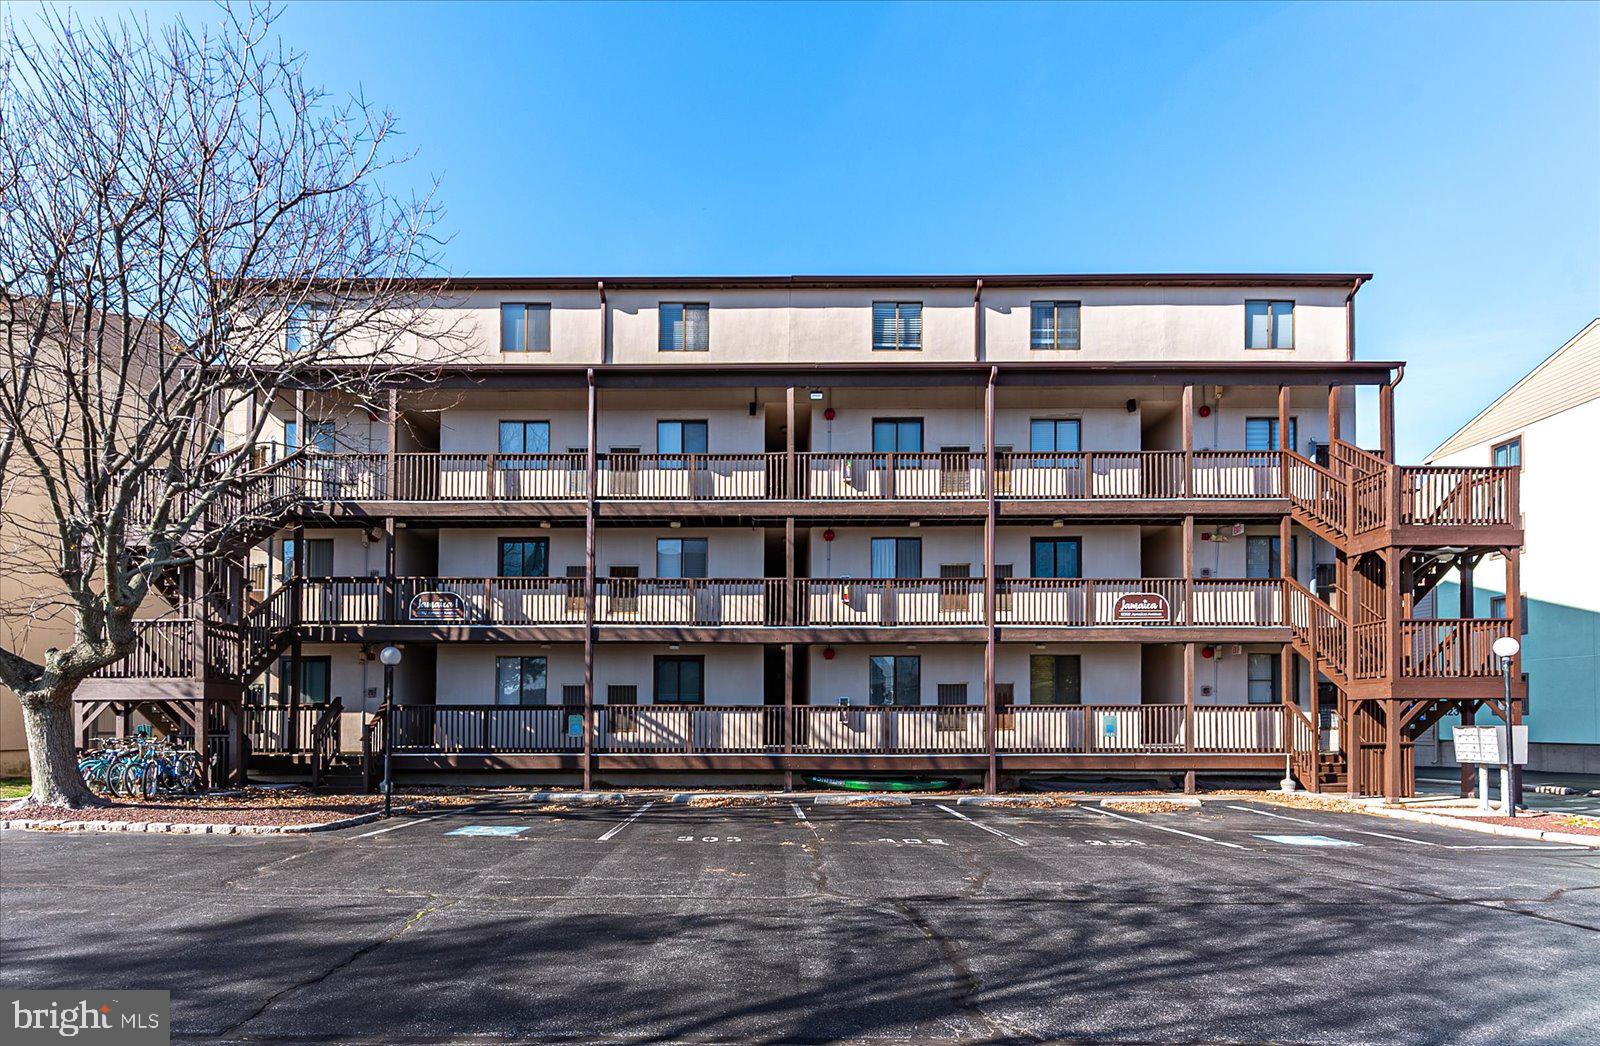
[447, 825, 530, 837]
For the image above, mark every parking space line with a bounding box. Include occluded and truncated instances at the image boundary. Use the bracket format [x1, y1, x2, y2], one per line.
[935, 804, 1028, 847]
[352, 813, 450, 839]
[1090, 806, 1248, 849]
[1226, 804, 1322, 826]
[1227, 804, 1442, 846]
[791, 803, 808, 821]
[597, 802, 655, 842]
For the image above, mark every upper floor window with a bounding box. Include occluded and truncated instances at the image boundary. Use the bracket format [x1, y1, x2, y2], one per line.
[285, 304, 332, 354]
[656, 537, 708, 579]
[1247, 653, 1279, 704]
[500, 303, 551, 353]
[498, 420, 551, 455]
[871, 418, 924, 454]
[1493, 438, 1521, 467]
[1245, 300, 1294, 349]
[872, 301, 922, 351]
[657, 419, 708, 458]
[659, 303, 709, 351]
[1030, 301, 1081, 350]
[498, 538, 549, 578]
[1245, 417, 1297, 453]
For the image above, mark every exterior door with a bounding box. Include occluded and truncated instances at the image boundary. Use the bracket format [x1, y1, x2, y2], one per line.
[1029, 654, 1081, 705]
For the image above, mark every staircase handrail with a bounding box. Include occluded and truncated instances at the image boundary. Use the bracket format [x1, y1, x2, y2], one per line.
[1282, 450, 1351, 539]
[309, 696, 344, 789]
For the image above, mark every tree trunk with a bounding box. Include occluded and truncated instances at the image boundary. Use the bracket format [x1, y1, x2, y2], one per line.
[18, 688, 104, 809]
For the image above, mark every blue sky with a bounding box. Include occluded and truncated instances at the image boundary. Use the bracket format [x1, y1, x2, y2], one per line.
[45, 1, 1600, 460]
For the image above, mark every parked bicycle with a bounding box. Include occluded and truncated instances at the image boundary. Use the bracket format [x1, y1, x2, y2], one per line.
[77, 735, 203, 798]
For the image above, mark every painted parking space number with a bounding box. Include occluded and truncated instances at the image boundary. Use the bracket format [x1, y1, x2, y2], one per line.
[678, 835, 742, 843]
[877, 838, 949, 846]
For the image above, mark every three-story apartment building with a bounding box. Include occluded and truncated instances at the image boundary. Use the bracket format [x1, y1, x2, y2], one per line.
[77, 274, 1526, 798]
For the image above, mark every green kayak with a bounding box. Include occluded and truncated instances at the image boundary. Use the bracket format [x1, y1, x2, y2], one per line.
[803, 775, 958, 793]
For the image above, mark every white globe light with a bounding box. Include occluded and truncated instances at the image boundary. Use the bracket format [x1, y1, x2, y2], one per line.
[1491, 636, 1521, 659]
[379, 645, 403, 666]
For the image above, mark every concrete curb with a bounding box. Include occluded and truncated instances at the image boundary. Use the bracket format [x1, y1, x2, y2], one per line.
[1369, 806, 1600, 848]
[812, 794, 912, 806]
[521, 791, 628, 804]
[0, 809, 384, 836]
[665, 792, 778, 804]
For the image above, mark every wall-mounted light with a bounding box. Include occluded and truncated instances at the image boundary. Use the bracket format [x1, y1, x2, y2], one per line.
[808, 390, 825, 401]
[1052, 520, 1064, 529]
[539, 521, 552, 529]
[669, 520, 682, 529]
[1125, 399, 1138, 414]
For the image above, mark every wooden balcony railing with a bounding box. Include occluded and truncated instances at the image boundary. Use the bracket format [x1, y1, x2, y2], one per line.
[270, 576, 1288, 629]
[1401, 619, 1514, 679]
[996, 578, 1284, 627]
[800, 578, 985, 626]
[362, 702, 1294, 758]
[89, 619, 243, 681]
[800, 452, 985, 500]
[597, 453, 783, 500]
[1397, 466, 1519, 528]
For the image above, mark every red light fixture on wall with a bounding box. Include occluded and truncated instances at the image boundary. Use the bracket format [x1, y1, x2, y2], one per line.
[823, 529, 835, 542]
[1198, 405, 1212, 418]
[823, 647, 836, 660]
[823, 407, 836, 421]
[1200, 646, 1215, 659]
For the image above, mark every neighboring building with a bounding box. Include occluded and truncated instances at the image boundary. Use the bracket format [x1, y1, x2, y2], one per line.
[1422, 318, 1599, 773]
[69, 274, 1526, 797]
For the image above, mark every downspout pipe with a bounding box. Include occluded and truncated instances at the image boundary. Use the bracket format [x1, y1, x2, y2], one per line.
[973, 278, 984, 361]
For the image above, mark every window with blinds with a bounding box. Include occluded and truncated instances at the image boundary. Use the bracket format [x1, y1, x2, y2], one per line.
[659, 302, 710, 351]
[1030, 301, 1081, 350]
[872, 301, 923, 351]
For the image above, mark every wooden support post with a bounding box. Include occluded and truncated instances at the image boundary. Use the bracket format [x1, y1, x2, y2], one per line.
[783, 514, 797, 791]
[1181, 384, 1195, 496]
[1279, 514, 1292, 582]
[1458, 702, 1476, 798]
[783, 642, 795, 792]
[384, 518, 397, 626]
[785, 385, 797, 500]
[1378, 382, 1395, 462]
[983, 367, 998, 792]
[231, 701, 247, 787]
[1327, 385, 1341, 445]
[385, 389, 398, 499]
[1277, 384, 1291, 452]
[1183, 641, 1196, 793]
[1182, 515, 1195, 625]
[293, 389, 305, 452]
[582, 369, 597, 791]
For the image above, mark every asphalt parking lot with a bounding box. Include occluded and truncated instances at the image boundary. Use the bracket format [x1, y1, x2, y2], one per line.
[4, 798, 1599, 1044]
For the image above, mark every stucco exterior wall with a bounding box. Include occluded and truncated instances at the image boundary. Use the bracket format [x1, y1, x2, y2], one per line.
[395, 285, 1354, 365]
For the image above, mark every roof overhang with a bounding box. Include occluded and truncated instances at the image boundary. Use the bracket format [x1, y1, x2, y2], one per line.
[268, 359, 1400, 392]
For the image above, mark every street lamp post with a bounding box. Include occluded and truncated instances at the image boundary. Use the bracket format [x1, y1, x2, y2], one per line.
[379, 644, 403, 817]
[1492, 635, 1521, 818]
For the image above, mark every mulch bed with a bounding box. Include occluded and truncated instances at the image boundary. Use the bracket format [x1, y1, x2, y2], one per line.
[3, 786, 462, 828]
[1443, 812, 1600, 837]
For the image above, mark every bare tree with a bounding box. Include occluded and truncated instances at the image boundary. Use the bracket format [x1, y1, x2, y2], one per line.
[0, 2, 459, 806]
